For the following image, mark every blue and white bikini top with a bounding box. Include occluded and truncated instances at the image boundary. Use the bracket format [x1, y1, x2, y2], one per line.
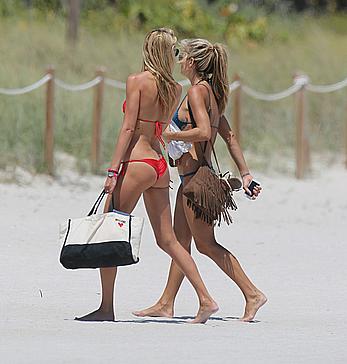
[171, 95, 192, 130]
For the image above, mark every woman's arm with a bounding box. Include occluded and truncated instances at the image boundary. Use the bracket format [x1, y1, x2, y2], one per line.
[218, 115, 261, 197]
[218, 114, 249, 176]
[108, 74, 140, 171]
[164, 86, 211, 142]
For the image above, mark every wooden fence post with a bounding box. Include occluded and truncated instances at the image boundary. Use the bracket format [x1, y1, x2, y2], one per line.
[91, 67, 105, 174]
[66, 0, 81, 46]
[294, 74, 310, 179]
[232, 74, 241, 144]
[45, 66, 55, 176]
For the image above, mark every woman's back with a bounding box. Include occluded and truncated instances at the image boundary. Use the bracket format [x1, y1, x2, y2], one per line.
[124, 71, 181, 158]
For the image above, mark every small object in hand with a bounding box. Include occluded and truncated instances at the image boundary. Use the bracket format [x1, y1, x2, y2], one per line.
[245, 180, 260, 199]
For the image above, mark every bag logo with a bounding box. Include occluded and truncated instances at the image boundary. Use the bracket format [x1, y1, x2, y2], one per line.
[115, 218, 126, 228]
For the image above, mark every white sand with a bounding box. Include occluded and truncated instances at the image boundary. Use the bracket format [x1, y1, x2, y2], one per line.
[0, 164, 346, 363]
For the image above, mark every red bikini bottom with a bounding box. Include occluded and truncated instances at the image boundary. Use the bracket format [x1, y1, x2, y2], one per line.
[120, 156, 167, 180]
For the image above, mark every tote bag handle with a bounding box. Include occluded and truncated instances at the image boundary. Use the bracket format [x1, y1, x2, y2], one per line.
[87, 190, 107, 216]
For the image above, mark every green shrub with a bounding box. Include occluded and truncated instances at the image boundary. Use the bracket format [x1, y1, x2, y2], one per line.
[31, 0, 62, 12]
[0, 0, 24, 16]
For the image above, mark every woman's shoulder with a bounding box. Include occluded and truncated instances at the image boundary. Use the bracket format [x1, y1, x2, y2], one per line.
[126, 71, 149, 84]
[187, 83, 208, 103]
[126, 72, 156, 93]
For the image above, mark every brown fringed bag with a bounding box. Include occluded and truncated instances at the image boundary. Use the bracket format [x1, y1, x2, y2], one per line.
[183, 144, 238, 226]
[183, 88, 239, 226]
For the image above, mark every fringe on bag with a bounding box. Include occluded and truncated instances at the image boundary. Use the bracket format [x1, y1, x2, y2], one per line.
[183, 166, 237, 226]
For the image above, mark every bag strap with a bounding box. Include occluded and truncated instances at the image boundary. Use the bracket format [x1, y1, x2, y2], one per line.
[87, 190, 106, 216]
[209, 139, 222, 174]
[187, 83, 222, 174]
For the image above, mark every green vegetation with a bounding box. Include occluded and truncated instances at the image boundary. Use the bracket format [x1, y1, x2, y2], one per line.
[0, 6, 346, 174]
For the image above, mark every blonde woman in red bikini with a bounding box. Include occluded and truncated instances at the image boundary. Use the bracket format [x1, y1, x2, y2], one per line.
[76, 29, 218, 324]
[134, 38, 267, 322]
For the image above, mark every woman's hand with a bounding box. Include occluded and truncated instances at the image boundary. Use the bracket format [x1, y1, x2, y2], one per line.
[242, 173, 262, 200]
[163, 130, 175, 143]
[104, 176, 118, 195]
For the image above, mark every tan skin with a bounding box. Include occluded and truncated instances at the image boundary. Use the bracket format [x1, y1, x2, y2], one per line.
[133, 55, 267, 322]
[75, 68, 218, 324]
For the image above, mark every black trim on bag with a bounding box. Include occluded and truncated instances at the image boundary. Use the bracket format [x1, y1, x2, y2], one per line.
[62, 219, 71, 248]
[60, 240, 138, 269]
[59, 218, 71, 265]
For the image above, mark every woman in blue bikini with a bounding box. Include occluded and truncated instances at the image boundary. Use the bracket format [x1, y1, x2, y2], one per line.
[134, 38, 267, 322]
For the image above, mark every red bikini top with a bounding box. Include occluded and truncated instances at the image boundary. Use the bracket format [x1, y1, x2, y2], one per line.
[122, 100, 166, 148]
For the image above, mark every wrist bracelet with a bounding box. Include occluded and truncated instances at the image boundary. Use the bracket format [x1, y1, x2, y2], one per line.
[241, 172, 250, 178]
[107, 169, 118, 178]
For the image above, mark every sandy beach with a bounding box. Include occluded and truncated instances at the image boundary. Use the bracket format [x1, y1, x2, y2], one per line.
[1, 163, 346, 363]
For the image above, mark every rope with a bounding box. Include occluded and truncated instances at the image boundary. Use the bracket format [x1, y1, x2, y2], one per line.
[104, 78, 126, 90]
[241, 75, 309, 101]
[54, 77, 102, 91]
[306, 78, 347, 93]
[230, 80, 241, 92]
[0, 74, 52, 95]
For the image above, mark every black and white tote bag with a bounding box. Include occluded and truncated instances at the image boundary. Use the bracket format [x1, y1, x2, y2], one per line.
[59, 190, 144, 269]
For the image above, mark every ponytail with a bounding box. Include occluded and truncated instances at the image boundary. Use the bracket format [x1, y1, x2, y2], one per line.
[210, 43, 229, 114]
[180, 39, 229, 114]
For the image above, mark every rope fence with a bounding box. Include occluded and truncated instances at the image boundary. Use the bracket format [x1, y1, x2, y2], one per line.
[1, 67, 347, 177]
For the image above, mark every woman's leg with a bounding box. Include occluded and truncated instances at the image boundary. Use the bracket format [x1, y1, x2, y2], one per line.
[75, 162, 159, 321]
[142, 183, 218, 323]
[183, 196, 267, 322]
[133, 185, 191, 318]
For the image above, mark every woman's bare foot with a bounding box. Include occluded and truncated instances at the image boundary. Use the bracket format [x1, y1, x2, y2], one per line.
[75, 308, 115, 322]
[132, 302, 174, 318]
[191, 301, 219, 324]
[241, 292, 267, 322]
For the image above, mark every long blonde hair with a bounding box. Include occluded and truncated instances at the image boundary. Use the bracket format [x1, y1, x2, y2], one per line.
[142, 28, 178, 114]
[180, 39, 229, 113]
